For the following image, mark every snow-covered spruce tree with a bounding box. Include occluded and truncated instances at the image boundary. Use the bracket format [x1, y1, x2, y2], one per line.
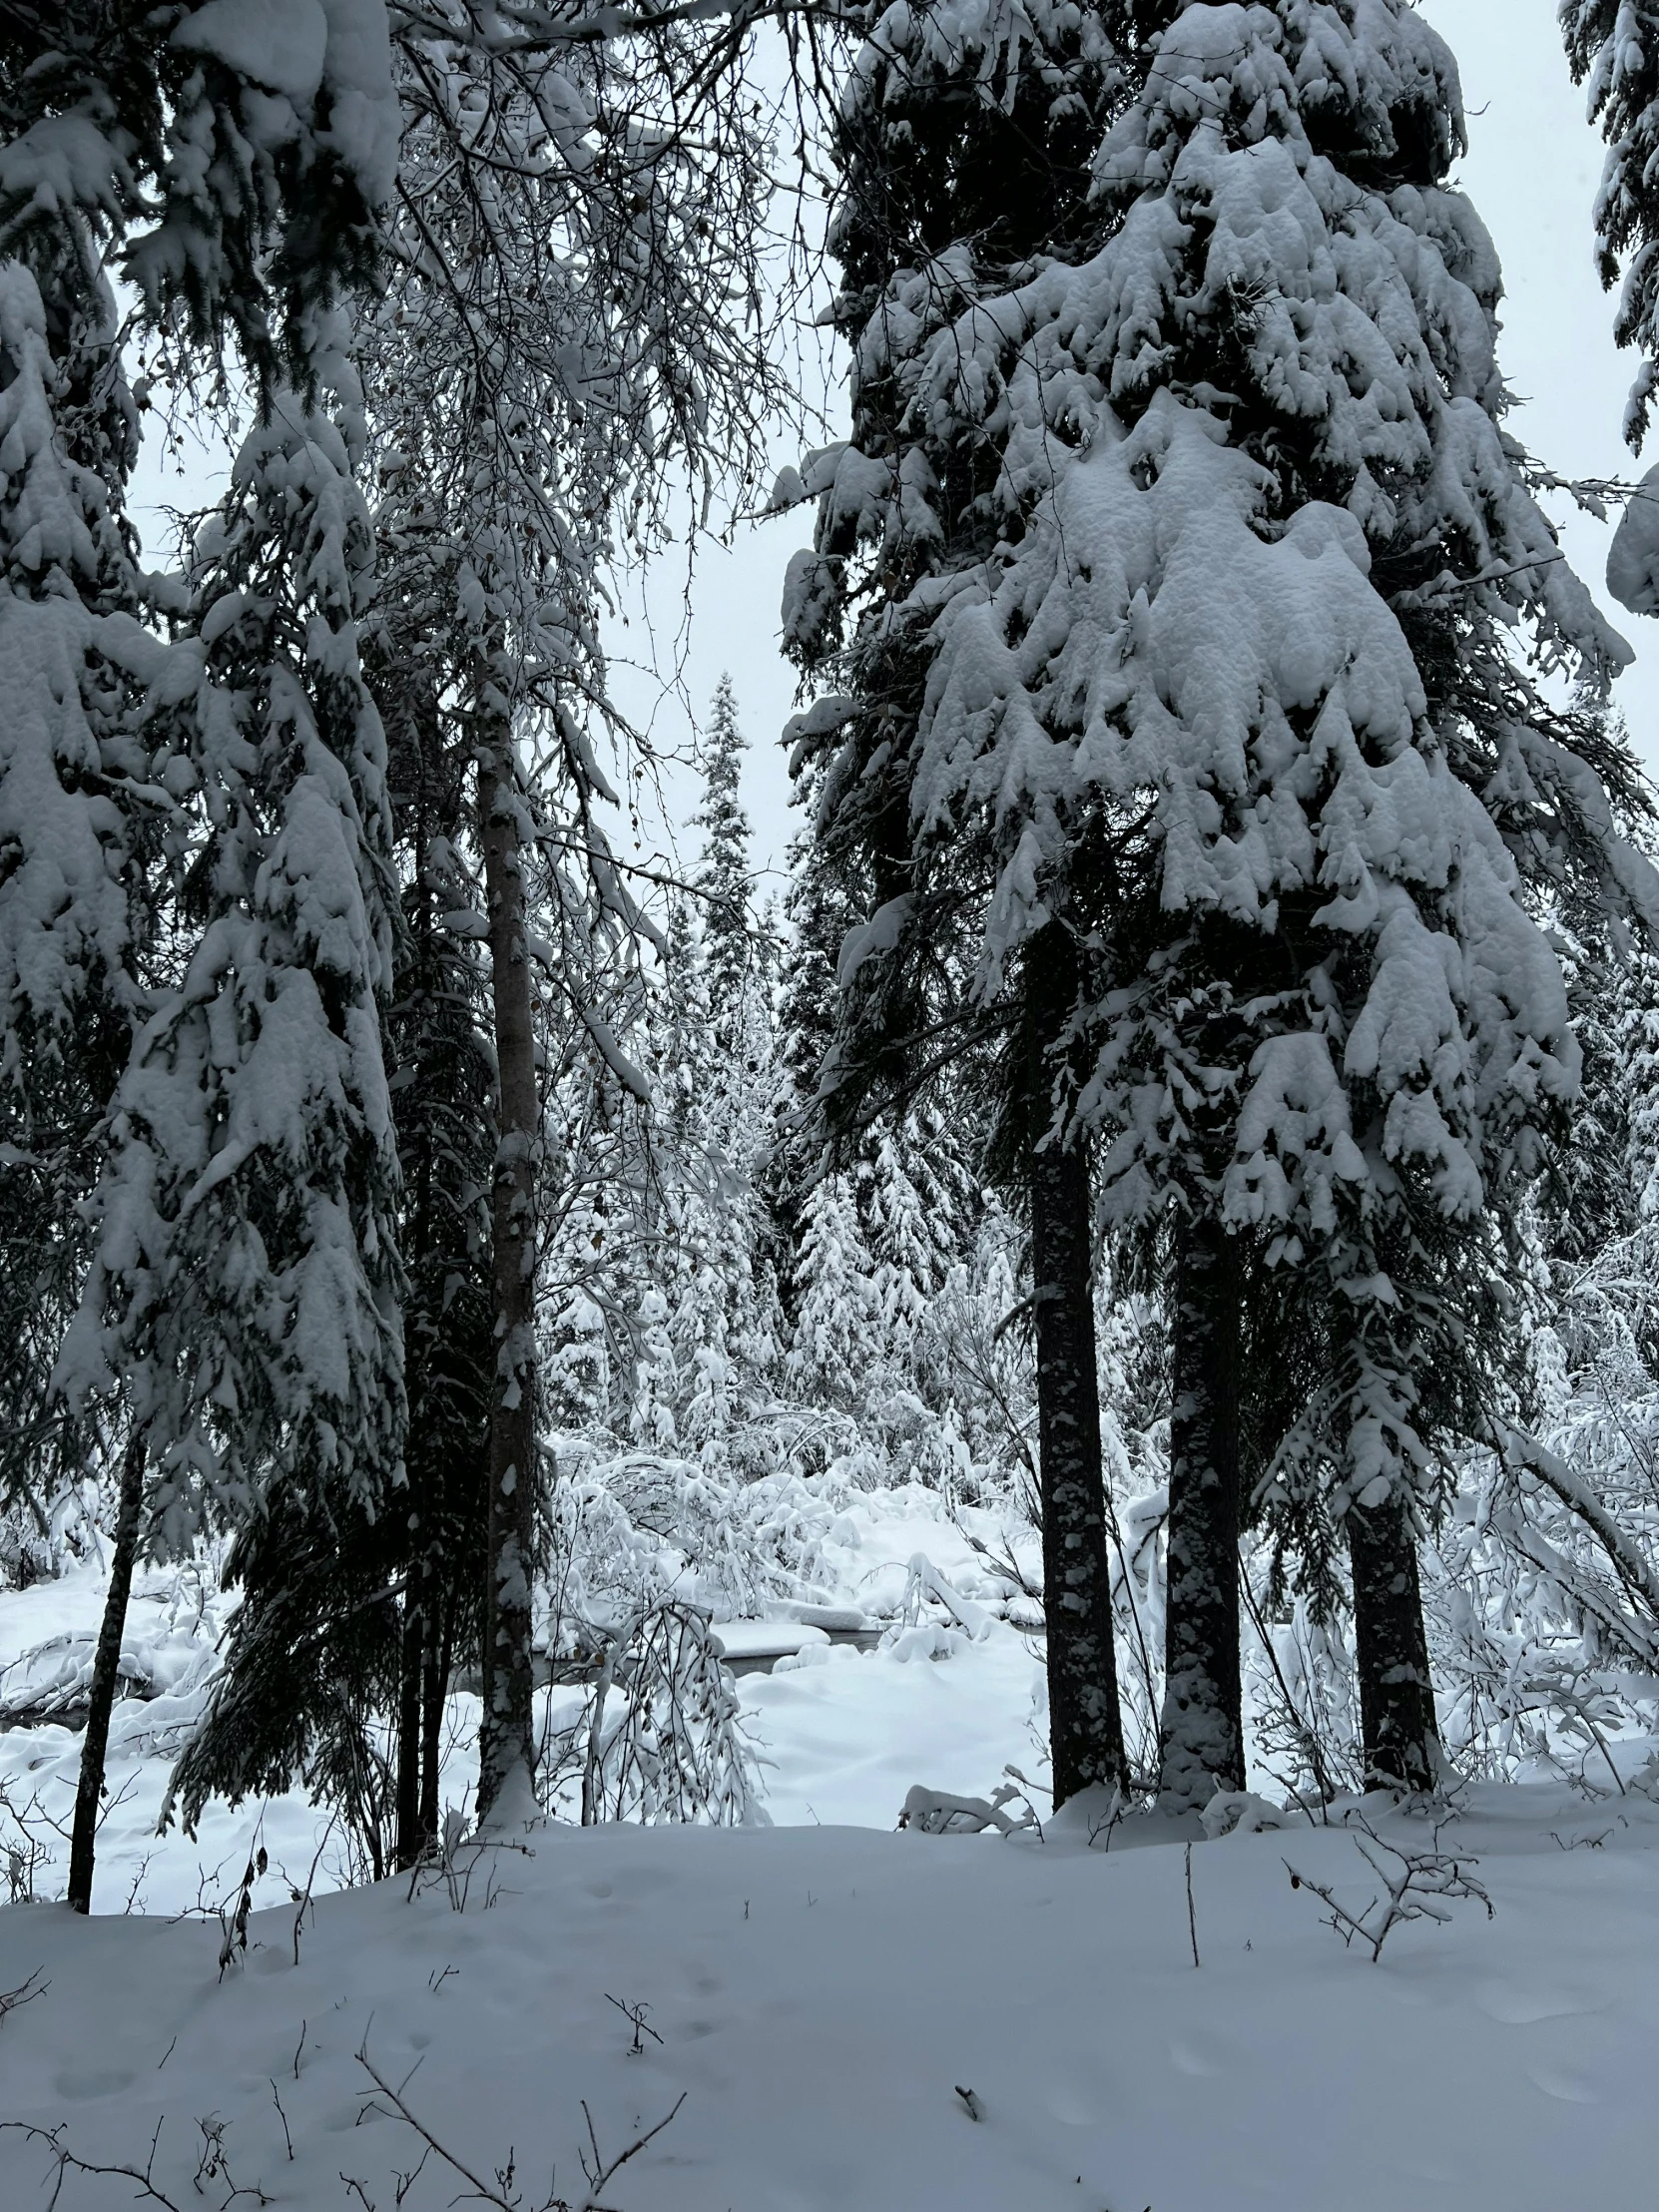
[2, 0, 399, 1911]
[784, 0, 1131, 1807]
[612, 897, 727, 1448]
[864, 1110, 977, 1370]
[629, 701, 787, 1462]
[695, 675, 758, 1021]
[0, 262, 156, 1549]
[642, 905, 785, 1468]
[208, 509, 498, 1875]
[762, 830, 848, 1329]
[368, 585, 494, 1871]
[1561, 1, 1659, 447]
[787, 1168, 882, 1411]
[1517, 700, 1659, 1287]
[532, 770, 785, 1499]
[0, 10, 164, 1736]
[899, 0, 1659, 1803]
[0, 258, 168, 1919]
[1, 1, 395, 400]
[1618, 942, 1659, 1217]
[1533, 935, 1641, 1274]
[533, 903, 688, 1455]
[63, 327, 407, 1858]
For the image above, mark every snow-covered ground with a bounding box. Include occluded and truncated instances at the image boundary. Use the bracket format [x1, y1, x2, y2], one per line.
[0, 1486, 1049, 1914]
[3, 1493, 1657, 2210]
[1, 1786, 1655, 2210]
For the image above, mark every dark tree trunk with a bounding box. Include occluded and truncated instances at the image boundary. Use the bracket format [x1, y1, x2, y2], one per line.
[420, 1596, 449, 1844]
[477, 727, 539, 1822]
[1022, 925, 1126, 1809]
[1159, 1208, 1245, 1813]
[68, 1432, 145, 1914]
[1349, 1491, 1439, 1793]
[394, 1560, 426, 1871]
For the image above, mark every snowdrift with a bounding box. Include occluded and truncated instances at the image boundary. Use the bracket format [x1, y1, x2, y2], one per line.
[1, 1786, 1655, 2212]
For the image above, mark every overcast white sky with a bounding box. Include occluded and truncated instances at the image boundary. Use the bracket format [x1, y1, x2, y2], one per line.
[131, 1, 1659, 894]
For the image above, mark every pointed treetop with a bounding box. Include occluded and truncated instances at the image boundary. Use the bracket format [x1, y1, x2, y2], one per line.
[693, 673, 753, 1006]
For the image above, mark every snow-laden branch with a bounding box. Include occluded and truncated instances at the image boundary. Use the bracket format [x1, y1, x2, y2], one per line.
[1497, 1424, 1659, 1640]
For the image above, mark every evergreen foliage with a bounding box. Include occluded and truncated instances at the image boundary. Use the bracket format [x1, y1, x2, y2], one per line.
[7, 0, 1659, 1885]
[95, 340, 407, 1835]
[0, 0, 395, 398]
[789, 0, 1659, 1804]
[779, 0, 1142, 1809]
[694, 675, 756, 1016]
[0, 0, 404, 1901]
[1620, 944, 1659, 1217]
[0, 256, 157, 1524]
[1561, 0, 1659, 445]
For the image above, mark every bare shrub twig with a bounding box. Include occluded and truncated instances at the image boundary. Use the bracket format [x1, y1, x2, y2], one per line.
[1, 2116, 184, 2211]
[1285, 1814, 1493, 1962]
[0, 1966, 47, 2025]
[354, 2027, 686, 2211]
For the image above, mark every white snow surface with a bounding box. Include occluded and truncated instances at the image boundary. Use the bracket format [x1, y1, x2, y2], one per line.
[1, 1774, 1656, 2209]
[3, 1492, 1657, 2207]
[0, 1487, 1049, 1912]
[709, 1619, 831, 1657]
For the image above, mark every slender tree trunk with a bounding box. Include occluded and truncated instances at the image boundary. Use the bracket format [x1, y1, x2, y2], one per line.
[476, 726, 539, 1823]
[1023, 925, 1126, 1808]
[1349, 1492, 1439, 1793]
[420, 1595, 449, 1844]
[394, 1559, 425, 1870]
[395, 750, 432, 1877]
[67, 1432, 145, 1914]
[1159, 1208, 1245, 1812]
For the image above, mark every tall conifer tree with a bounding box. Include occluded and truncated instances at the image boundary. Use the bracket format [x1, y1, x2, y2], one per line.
[784, 0, 1130, 1806]
[370, 582, 493, 1871]
[901, 0, 1659, 1802]
[695, 675, 755, 1020]
[82, 337, 407, 1850]
[1, 0, 400, 1907]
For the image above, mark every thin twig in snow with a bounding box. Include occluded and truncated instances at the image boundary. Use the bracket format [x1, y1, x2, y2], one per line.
[1, 2116, 184, 2212]
[355, 2027, 686, 2211]
[580, 2091, 687, 2203]
[269, 2081, 293, 2162]
[1285, 1814, 1493, 1962]
[0, 1966, 47, 2024]
[292, 1813, 340, 1965]
[1185, 1841, 1201, 1967]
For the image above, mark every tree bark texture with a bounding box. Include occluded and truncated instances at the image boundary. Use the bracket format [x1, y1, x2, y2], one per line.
[1349, 1491, 1439, 1793]
[67, 1431, 145, 1914]
[1159, 1208, 1245, 1812]
[394, 1561, 426, 1871]
[1023, 925, 1126, 1808]
[476, 731, 539, 1822]
[420, 1599, 450, 1845]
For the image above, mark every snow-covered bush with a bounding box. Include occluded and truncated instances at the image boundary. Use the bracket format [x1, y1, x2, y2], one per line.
[0, 1480, 101, 1593]
[544, 1439, 850, 1637]
[538, 1598, 764, 1828]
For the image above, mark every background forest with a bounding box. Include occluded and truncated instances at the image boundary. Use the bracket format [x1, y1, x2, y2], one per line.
[4, 0, 1659, 1935]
